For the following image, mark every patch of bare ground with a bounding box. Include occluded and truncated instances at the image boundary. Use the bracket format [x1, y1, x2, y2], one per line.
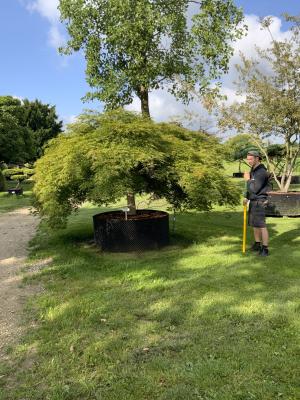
[0, 208, 44, 359]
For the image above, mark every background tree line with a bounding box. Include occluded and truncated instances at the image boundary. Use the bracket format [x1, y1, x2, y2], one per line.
[0, 95, 63, 164]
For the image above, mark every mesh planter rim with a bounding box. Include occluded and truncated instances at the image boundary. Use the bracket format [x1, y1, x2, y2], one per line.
[93, 209, 169, 221]
[267, 191, 300, 195]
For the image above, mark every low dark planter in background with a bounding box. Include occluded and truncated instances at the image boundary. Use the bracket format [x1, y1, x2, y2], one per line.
[290, 175, 300, 184]
[93, 209, 169, 252]
[275, 175, 300, 185]
[265, 191, 300, 217]
[7, 188, 23, 195]
[232, 172, 244, 178]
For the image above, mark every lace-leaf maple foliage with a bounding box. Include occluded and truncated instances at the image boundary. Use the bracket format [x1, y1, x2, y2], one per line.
[34, 110, 239, 227]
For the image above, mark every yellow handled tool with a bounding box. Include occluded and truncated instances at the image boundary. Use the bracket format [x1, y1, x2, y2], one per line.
[242, 203, 247, 253]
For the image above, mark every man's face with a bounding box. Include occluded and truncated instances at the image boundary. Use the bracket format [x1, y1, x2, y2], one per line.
[246, 155, 259, 167]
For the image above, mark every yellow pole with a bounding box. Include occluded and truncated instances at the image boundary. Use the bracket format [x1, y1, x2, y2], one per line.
[242, 203, 247, 253]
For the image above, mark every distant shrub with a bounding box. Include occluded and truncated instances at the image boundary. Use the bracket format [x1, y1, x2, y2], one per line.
[0, 169, 7, 191]
[24, 163, 33, 168]
[11, 174, 27, 182]
[2, 167, 34, 179]
[22, 167, 35, 176]
[2, 168, 24, 178]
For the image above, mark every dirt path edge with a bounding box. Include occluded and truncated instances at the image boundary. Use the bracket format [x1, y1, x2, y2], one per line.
[0, 208, 40, 358]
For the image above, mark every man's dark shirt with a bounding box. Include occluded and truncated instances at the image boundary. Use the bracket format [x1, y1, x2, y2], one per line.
[246, 164, 270, 201]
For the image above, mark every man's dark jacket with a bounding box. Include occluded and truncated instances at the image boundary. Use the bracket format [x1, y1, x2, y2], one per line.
[246, 164, 270, 201]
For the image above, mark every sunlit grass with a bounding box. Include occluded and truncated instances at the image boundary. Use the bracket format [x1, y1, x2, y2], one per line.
[0, 201, 299, 400]
[0, 193, 32, 213]
[0, 182, 33, 213]
[0, 163, 299, 399]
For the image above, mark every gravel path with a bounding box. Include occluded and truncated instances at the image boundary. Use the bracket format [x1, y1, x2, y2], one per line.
[0, 208, 39, 357]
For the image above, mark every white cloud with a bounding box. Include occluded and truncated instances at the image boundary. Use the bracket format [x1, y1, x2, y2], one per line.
[25, 0, 65, 48]
[62, 114, 78, 127]
[27, 0, 60, 23]
[215, 15, 292, 138]
[126, 90, 187, 122]
[232, 14, 290, 58]
[126, 89, 213, 131]
[48, 24, 65, 48]
[219, 87, 246, 105]
[12, 95, 24, 103]
[223, 15, 291, 91]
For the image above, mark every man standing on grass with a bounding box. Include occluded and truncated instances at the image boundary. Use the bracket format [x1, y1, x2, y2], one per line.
[243, 150, 270, 256]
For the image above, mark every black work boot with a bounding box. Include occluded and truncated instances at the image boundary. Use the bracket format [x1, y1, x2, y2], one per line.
[250, 242, 261, 252]
[259, 245, 269, 257]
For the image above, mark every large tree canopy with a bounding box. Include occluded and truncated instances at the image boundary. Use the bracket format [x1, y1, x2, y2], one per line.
[59, 0, 245, 116]
[224, 133, 259, 162]
[0, 96, 63, 163]
[34, 110, 239, 227]
[0, 97, 35, 163]
[0, 166, 7, 192]
[218, 15, 300, 192]
[23, 99, 63, 158]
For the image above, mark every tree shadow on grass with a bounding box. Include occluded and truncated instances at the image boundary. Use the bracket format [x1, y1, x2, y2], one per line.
[9, 208, 300, 400]
[18, 254, 299, 399]
[35, 207, 284, 253]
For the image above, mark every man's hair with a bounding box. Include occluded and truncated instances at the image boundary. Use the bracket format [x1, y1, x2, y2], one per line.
[247, 150, 262, 160]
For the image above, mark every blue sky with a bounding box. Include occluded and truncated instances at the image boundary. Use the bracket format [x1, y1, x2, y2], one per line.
[0, 1, 299, 126]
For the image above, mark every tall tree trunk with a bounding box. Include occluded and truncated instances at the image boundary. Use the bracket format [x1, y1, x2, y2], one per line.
[139, 86, 150, 118]
[126, 85, 150, 215]
[127, 192, 137, 215]
[283, 173, 292, 192]
[279, 140, 291, 192]
[283, 147, 299, 192]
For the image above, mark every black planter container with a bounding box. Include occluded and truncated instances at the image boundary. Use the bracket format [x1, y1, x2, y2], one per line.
[7, 188, 23, 195]
[291, 176, 300, 184]
[276, 175, 300, 185]
[232, 172, 244, 178]
[265, 192, 300, 217]
[93, 209, 169, 252]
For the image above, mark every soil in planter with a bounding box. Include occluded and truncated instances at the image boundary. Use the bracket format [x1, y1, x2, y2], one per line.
[95, 210, 167, 221]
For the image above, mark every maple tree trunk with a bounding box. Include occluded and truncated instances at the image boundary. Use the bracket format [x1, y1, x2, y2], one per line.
[139, 86, 150, 118]
[127, 192, 137, 215]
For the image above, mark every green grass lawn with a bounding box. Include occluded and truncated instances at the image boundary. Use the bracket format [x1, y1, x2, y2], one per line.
[0, 181, 33, 213]
[223, 161, 248, 177]
[1, 201, 299, 400]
